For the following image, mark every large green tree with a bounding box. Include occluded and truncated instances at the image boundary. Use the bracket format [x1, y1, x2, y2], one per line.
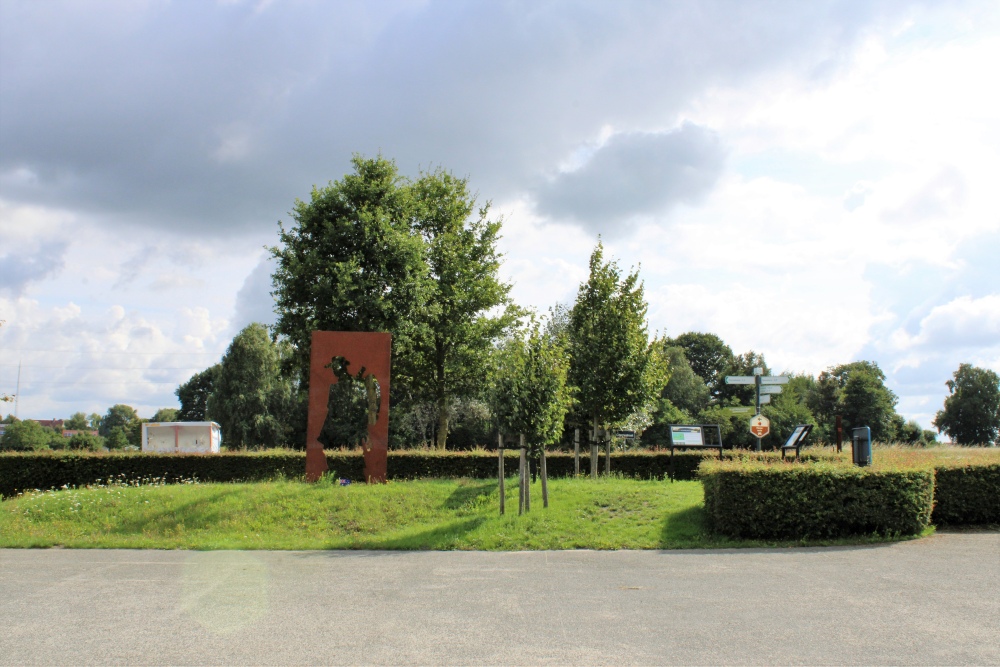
[63, 412, 90, 430]
[99, 405, 141, 446]
[934, 363, 1000, 445]
[175, 365, 220, 421]
[0, 419, 54, 451]
[669, 332, 734, 400]
[407, 169, 517, 449]
[568, 243, 660, 437]
[207, 323, 294, 449]
[271, 154, 427, 384]
[835, 362, 899, 442]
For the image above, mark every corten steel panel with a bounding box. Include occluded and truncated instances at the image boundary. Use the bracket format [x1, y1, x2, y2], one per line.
[306, 331, 391, 483]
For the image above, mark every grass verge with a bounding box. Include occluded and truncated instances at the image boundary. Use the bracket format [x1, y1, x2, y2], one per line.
[0, 476, 927, 550]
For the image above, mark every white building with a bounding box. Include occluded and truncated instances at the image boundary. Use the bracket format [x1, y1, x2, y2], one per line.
[141, 422, 222, 453]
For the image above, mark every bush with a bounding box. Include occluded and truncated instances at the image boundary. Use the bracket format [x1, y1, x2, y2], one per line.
[700, 458, 934, 539]
[0, 449, 719, 497]
[0, 420, 53, 451]
[66, 433, 104, 452]
[932, 462, 1000, 526]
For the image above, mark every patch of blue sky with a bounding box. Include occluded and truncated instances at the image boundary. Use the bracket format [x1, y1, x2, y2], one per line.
[731, 150, 891, 199]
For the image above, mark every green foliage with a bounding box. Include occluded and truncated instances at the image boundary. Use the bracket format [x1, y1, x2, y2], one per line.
[319, 357, 373, 448]
[718, 350, 770, 405]
[700, 458, 934, 539]
[207, 323, 295, 449]
[66, 432, 104, 452]
[64, 412, 90, 430]
[176, 365, 220, 421]
[407, 168, 518, 449]
[761, 389, 817, 446]
[105, 427, 129, 450]
[270, 154, 426, 384]
[569, 242, 659, 432]
[934, 363, 1000, 445]
[932, 462, 1000, 525]
[99, 404, 140, 441]
[0, 420, 55, 451]
[490, 318, 574, 451]
[0, 449, 720, 497]
[658, 345, 711, 415]
[668, 332, 734, 400]
[150, 408, 179, 423]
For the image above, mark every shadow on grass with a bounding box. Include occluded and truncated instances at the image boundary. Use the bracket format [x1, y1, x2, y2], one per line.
[333, 517, 488, 551]
[111, 486, 244, 536]
[442, 481, 496, 510]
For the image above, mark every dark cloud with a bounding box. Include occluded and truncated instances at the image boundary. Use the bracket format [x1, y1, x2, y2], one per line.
[0, 240, 68, 295]
[230, 255, 277, 334]
[0, 0, 931, 238]
[532, 124, 726, 236]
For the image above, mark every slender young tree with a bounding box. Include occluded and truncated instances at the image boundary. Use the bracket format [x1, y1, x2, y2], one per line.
[407, 168, 518, 449]
[491, 317, 574, 510]
[568, 242, 660, 440]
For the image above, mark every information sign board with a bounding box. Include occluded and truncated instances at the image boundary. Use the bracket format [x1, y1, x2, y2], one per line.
[613, 430, 636, 439]
[760, 376, 789, 384]
[750, 415, 770, 438]
[758, 395, 771, 405]
[669, 426, 703, 446]
[760, 385, 782, 394]
[725, 376, 755, 385]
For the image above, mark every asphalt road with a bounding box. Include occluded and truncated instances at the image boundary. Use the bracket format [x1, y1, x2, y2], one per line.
[2, 532, 998, 666]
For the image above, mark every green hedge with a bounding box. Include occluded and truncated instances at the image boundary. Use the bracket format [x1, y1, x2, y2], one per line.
[0, 449, 721, 497]
[700, 460, 934, 539]
[932, 462, 1000, 526]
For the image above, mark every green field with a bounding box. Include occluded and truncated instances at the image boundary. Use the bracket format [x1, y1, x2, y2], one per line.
[0, 475, 926, 550]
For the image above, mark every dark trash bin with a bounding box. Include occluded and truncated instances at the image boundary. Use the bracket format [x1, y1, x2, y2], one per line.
[852, 427, 871, 467]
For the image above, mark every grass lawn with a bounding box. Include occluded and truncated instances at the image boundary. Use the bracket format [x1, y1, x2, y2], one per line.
[0, 476, 925, 550]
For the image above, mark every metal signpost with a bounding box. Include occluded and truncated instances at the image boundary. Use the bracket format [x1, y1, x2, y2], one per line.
[726, 369, 790, 451]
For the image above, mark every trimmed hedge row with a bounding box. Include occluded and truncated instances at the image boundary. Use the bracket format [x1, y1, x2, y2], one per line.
[701, 461, 935, 539]
[0, 449, 718, 497]
[932, 462, 1000, 525]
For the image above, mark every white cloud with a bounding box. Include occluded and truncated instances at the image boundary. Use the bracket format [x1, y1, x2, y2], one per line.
[893, 294, 1000, 350]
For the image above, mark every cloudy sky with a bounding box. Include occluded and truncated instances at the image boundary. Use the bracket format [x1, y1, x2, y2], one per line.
[1, 0, 998, 432]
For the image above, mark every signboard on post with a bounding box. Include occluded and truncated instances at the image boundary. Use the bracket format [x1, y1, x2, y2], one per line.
[669, 426, 703, 446]
[750, 414, 770, 438]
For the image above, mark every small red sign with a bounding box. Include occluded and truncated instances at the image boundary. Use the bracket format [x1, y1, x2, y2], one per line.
[750, 415, 770, 438]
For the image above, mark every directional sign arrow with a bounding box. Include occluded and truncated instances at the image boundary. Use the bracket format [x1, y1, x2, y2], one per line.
[725, 376, 756, 385]
[760, 385, 782, 394]
[760, 376, 790, 384]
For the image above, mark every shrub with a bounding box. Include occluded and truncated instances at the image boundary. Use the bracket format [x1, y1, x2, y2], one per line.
[0, 420, 53, 451]
[66, 433, 104, 452]
[0, 449, 720, 497]
[700, 457, 934, 539]
[932, 462, 1000, 526]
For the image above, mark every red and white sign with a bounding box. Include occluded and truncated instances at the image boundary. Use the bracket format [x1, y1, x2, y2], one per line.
[750, 414, 770, 438]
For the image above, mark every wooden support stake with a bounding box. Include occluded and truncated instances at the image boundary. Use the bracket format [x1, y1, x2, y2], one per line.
[541, 446, 549, 508]
[605, 438, 611, 475]
[574, 428, 580, 476]
[498, 432, 505, 516]
[518, 440, 525, 515]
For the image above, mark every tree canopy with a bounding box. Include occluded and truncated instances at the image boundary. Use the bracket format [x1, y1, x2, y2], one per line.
[568, 242, 661, 434]
[934, 363, 1000, 445]
[491, 318, 574, 450]
[207, 323, 294, 449]
[176, 365, 220, 422]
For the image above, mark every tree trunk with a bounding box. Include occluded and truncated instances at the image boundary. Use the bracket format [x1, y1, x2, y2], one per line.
[521, 433, 530, 513]
[574, 428, 580, 476]
[518, 439, 526, 515]
[498, 432, 505, 516]
[605, 437, 611, 476]
[435, 401, 449, 450]
[541, 446, 548, 508]
[590, 415, 598, 479]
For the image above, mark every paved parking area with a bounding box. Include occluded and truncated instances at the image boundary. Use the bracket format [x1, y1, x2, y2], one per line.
[2, 532, 998, 665]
